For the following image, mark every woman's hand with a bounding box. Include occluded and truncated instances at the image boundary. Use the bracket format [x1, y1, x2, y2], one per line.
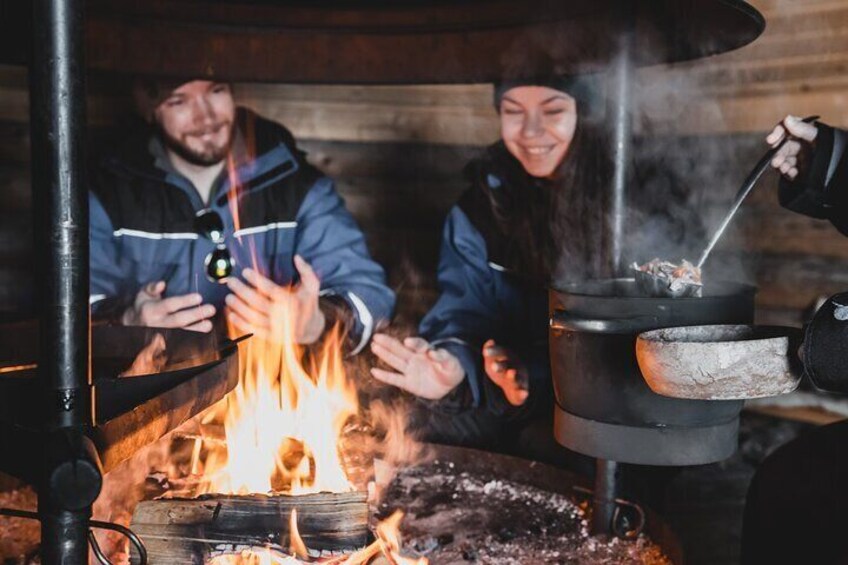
[225, 255, 326, 344]
[767, 115, 819, 181]
[370, 334, 465, 400]
[483, 339, 529, 406]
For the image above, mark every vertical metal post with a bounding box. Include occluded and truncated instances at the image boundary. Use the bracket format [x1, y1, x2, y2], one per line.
[30, 0, 101, 562]
[592, 3, 634, 536]
[607, 3, 635, 275]
[31, 0, 90, 438]
[591, 459, 619, 535]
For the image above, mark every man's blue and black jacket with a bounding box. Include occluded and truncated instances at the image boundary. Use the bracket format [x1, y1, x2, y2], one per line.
[89, 108, 395, 353]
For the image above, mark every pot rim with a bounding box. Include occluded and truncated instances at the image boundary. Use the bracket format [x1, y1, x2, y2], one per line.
[637, 324, 801, 346]
[551, 277, 757, 300]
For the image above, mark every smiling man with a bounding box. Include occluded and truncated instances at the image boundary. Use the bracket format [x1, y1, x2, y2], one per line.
[89, 79, 394, 352]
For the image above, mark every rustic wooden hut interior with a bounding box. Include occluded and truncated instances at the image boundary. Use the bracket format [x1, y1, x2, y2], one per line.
[0, 0, 846, 563]
[1, 0, 845, 326]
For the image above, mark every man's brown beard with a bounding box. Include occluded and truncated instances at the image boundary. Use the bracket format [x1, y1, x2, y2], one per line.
[158, 123, 233, 167]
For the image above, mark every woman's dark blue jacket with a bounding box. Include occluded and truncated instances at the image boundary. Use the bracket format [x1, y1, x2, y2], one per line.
[419, 143, 561, 417]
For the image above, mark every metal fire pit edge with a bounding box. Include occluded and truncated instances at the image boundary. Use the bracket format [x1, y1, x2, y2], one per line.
[427, 443, 685, 564]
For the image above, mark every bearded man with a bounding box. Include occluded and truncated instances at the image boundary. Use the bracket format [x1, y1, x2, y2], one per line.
[89, 79, 394, 352]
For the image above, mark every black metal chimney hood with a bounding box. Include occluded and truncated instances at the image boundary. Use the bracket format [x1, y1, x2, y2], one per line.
[0, 0, 763, 83]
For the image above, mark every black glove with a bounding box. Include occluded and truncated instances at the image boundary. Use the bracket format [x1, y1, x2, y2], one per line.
[803, 291, 848, 394]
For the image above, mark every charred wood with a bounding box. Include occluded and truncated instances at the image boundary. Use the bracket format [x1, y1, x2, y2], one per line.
[130, 491, 369, 564]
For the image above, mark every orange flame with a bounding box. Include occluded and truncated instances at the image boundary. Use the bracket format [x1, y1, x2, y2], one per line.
[197, 292, 358, 495]
[226, 154, 259, 271]
[206, 548, 302, 565]
[341, 511, 428, 565]
[289, 509, 309, 559]
[196, 148, 358, 496]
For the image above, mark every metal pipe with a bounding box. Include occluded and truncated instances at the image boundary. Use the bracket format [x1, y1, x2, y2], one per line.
[39, 505, 92, 564]
[31, 0, 90, 431]
[594, 6, 632, 532]
[29, 0, 97, 561]
[606, 3, 635, 275]
[591, 459, 619, 535]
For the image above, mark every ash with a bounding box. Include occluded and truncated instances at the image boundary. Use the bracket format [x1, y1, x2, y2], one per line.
[382, 460, 669, 565]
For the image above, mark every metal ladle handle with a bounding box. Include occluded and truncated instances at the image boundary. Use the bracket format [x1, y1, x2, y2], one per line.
[696, 115, 820, 269]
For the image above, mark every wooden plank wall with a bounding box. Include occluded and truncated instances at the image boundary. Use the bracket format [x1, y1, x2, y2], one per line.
[1, 0, 846, 328]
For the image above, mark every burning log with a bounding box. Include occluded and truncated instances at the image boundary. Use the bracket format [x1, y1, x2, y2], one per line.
[130, 491, 369, 564]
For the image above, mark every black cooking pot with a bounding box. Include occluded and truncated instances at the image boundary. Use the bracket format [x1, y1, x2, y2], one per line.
[549, 278, 756, 465]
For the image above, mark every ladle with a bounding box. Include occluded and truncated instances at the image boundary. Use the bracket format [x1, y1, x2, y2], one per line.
[635, 115, 819, 298]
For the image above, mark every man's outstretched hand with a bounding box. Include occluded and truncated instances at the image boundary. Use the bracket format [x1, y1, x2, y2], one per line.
[225, 255, 326, 344]
[122, 281, 216, 332]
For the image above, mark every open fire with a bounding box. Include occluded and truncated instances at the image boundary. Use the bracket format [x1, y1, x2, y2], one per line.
[167, 287, 427, 564]
[190, 155, 361, 497]
[170, 158, 424, 561]
[193, 308, 358, 497]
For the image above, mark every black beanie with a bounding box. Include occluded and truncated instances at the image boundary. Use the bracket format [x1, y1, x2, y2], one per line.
[493, 75, 600, 120]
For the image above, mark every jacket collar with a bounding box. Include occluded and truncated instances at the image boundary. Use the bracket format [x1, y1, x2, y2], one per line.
[102, 107, 303, 206]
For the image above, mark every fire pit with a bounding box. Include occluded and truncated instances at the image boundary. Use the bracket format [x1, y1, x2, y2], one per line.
[124, 443, 679, 565]
[381, 444, 679, 564]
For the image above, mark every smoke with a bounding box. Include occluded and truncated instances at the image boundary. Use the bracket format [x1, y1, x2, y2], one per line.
[485, 5, 780, 290]
[341, 319, 433, 498]
[364, 398, 431, 469]
[626, 54, 770, 287]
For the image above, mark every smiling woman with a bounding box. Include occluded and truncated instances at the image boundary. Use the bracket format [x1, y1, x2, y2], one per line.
[368, 74, 609, 449]
[499, 86, 578, 179]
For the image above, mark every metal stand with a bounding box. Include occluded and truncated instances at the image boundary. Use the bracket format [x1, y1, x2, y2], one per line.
[591, 459, 619, 535]
[30, 0, 101, 561]
[592, 3, 634, 536]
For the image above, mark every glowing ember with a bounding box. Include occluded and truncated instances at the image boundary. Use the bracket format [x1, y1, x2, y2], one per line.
[207, 548, 303, 565]
[342, 511, 428, 565]
[205, 511, 427, 565]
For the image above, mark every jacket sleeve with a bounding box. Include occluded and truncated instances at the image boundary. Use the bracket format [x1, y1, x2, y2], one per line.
[418, 206, 504, 410]
[294, 178, 395, 354]
[89, 192, 135, 322]
[779, 123, 848, 235]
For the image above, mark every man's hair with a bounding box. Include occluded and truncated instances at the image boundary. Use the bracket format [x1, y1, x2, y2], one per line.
[131, 77, 190, 122]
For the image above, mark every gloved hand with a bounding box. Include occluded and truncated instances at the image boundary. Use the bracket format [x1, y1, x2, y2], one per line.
[766, 115, 819, 181]
[801, 292, 848, 394]
[482, 339, 529, 406]
[369, 334, 465, 400]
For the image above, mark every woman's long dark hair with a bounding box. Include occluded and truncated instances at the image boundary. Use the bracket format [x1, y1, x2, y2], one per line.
[465, 110, 611, 286]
